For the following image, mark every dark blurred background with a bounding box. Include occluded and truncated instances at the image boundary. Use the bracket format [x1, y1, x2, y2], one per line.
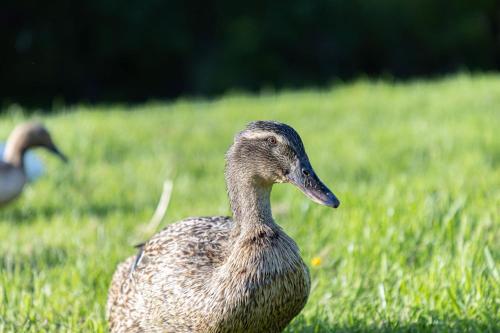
[1, 0, 499, 108]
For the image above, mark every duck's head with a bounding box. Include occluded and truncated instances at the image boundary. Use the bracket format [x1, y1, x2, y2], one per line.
[227, 120, 340, 208]
[5, 122, 67, 163]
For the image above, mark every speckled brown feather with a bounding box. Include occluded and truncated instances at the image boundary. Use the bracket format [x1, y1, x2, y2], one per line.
[107, 121, 318, 332]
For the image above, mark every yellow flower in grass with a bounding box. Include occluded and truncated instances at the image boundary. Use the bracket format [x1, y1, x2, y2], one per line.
[311, 257, 322, 267]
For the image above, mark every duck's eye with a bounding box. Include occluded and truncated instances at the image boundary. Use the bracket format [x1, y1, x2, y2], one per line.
[267, 136, 277, 145]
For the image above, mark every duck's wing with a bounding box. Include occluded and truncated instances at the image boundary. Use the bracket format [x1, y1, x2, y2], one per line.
[132, 216, 233, 275]
[107, 216, 233, 326]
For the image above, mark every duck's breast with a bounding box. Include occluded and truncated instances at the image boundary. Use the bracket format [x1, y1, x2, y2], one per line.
[0, 165, 25, 205]
[205, 232, 311, 332]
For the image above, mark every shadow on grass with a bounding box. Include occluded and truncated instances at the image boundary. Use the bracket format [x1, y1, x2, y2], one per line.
[287, 317, 499, 333]
[1, 205, 62, 224]
[0, 245, 69, 273]
[1, 202, 141, 225]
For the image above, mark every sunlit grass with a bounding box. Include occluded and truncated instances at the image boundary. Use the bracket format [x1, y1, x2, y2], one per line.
[0, 73, 498, 332]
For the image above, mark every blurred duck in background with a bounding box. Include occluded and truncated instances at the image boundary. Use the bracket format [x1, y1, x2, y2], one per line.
[0, 122, 67, 207]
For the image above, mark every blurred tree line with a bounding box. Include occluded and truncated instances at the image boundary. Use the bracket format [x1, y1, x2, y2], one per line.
[1, 0, 499, 107]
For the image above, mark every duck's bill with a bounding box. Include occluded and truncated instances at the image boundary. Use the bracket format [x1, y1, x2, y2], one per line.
[48, 144, 68, 163]
[287, 162, 340, 208]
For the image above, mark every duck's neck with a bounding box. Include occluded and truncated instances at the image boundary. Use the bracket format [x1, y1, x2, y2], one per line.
[226, 170, 275, 236]
[3, 138, 26, 169]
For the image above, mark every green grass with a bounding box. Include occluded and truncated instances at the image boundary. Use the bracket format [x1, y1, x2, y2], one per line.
[0, 73, 498, 332]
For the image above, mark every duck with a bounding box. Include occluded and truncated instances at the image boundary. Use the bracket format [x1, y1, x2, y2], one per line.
[0, 122, 67, 207]
[107, 121, 340, 333]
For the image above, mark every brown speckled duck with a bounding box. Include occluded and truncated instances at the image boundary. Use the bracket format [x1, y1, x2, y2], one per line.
[0, 122, 67, 207]
[107, 121, 340, 333]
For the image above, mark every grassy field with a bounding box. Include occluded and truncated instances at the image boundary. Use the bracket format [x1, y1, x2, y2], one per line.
[0, 74, 498, 332]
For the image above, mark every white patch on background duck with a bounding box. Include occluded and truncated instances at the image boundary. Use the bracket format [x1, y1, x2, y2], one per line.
[0, 143, 44, 182]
